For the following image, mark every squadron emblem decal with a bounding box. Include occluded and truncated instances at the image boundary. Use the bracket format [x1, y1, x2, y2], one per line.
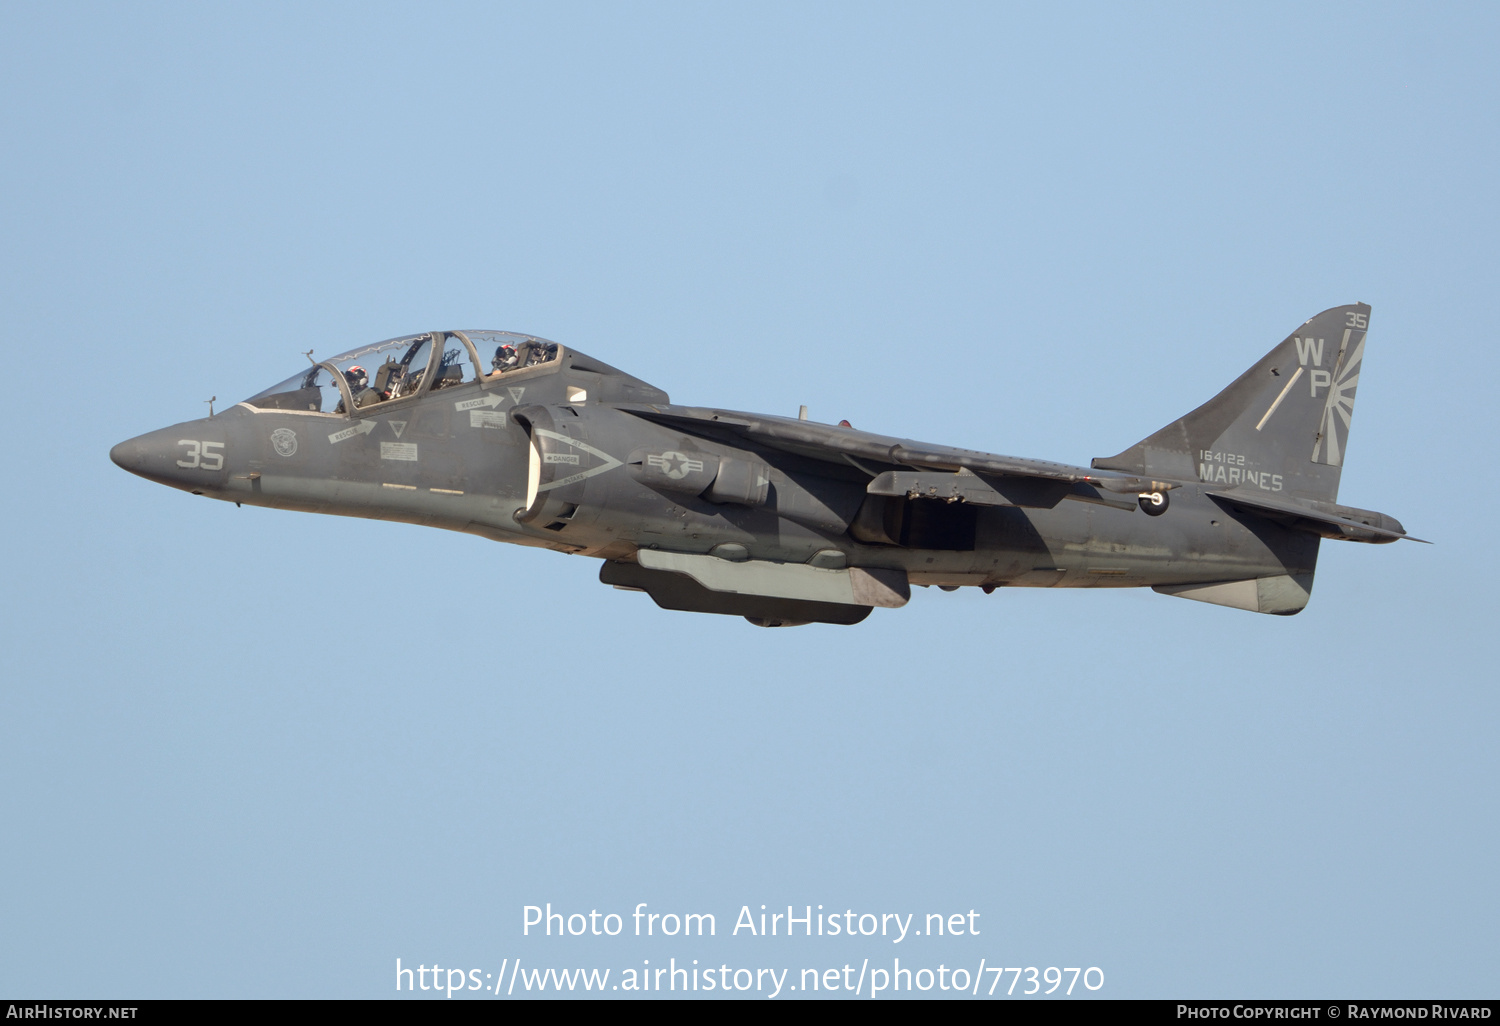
[271, 428, 298, 457]
[1311, 328, 1365, 467]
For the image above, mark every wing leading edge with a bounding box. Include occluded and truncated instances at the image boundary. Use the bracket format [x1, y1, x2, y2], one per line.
[614, 404, 1177, 496]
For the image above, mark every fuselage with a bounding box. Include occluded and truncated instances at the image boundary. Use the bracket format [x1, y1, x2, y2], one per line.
[110, 330, 1316, 598]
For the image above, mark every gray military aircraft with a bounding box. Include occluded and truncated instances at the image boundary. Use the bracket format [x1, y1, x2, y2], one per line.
[111, 304, 1420, 626]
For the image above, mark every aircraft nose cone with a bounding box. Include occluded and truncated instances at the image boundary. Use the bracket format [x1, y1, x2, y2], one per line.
[110, 420, 229, 491]
[109, 437, 142, 474]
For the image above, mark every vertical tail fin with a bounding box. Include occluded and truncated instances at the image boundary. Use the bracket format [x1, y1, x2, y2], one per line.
[1092, 303, 1370, 503]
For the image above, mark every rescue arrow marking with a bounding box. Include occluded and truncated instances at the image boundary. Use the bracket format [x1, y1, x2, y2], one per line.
[533, 428, 622, 492]
[327, 420, 378, 444]
[454, 393, 505, 412]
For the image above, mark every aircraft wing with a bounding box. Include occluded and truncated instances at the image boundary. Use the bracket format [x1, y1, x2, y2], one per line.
[1206, 489, 1427, 543]
[614, 403, 1176, 495]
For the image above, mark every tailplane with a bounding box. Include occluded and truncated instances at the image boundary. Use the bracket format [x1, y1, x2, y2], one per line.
[1093, 303, 1370, 504]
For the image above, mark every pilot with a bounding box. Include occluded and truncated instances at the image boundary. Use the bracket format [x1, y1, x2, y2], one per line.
[516, 341, 556, 368]
[492, 344, 517, 372]
[344, 364, 383, 408]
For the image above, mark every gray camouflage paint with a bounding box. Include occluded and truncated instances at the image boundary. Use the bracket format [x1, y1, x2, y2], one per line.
[110, 306, 1418, 626]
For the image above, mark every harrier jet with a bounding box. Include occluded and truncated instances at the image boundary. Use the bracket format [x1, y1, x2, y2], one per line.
[110, 304, 1420, 626]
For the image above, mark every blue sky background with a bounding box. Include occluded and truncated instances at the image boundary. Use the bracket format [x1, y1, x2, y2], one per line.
[1, 2, 1495, 999]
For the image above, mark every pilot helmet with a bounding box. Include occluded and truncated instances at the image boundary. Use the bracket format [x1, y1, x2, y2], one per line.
[347, 365, 367, 387]
[493, 345, 516, 369]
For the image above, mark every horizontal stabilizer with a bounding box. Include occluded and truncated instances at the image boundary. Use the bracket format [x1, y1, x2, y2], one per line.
[1207, 490, 1425, 544]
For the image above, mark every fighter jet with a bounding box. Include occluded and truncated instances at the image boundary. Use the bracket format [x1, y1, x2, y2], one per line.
[110, 304, 1420, 626]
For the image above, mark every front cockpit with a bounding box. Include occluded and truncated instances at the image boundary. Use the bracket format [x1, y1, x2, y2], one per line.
[242, 330, 563, 416]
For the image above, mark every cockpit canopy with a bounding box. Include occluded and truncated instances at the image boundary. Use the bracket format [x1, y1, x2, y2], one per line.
[243, 330, 562, 414]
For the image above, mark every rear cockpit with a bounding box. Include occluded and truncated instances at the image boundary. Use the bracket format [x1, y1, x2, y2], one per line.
[471, 330, 561, 376]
